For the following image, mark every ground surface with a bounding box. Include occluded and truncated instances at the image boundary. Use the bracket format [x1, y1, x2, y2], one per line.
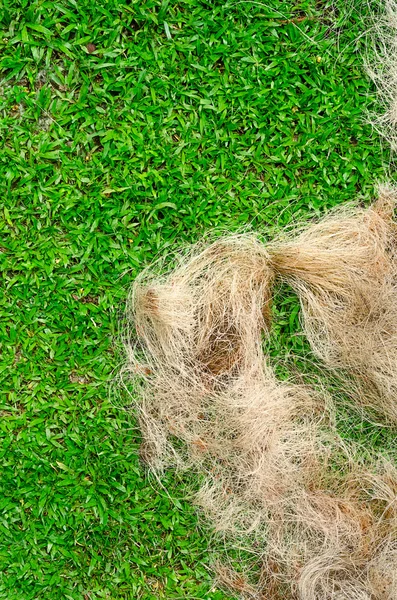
[0, 1, 393, 598]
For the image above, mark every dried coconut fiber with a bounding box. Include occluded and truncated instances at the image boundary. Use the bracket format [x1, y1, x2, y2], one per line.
[366, 0, 397, 151]
[122, 4, 397, 599]
[124, 193, 397, 599]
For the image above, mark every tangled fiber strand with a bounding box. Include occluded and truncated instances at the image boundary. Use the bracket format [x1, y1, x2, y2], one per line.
[269, 187, 397, 423]
[366, 0, 397, 151]
[124, 195, 397, 599]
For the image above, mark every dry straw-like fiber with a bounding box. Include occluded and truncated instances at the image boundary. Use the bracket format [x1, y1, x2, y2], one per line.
[366, 0, 397, 151]
[124, 191, 397, 599]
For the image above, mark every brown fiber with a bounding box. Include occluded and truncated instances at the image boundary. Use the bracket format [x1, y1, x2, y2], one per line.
[366, 0, 397, 152]
[124, 192, 397, 599]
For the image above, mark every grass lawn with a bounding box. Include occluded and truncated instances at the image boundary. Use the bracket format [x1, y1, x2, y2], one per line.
[0, 0, 395, 598]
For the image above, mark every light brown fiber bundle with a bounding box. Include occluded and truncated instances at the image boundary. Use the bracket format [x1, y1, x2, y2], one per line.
[124, 191, 397, 599]
[366, 0, 397, 151]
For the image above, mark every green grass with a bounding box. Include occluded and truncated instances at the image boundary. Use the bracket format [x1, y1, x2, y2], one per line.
[0, 0, 394, 598]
